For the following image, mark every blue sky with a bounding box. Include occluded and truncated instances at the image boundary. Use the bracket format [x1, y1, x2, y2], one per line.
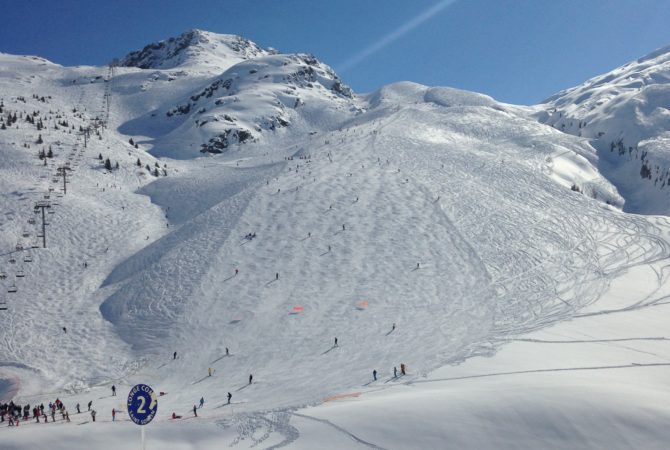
[2, 0, 670, 104]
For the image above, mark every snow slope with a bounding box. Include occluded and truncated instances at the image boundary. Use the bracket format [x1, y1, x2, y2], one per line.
[1, 31, 670, 449]
[538, 45, 670, 214]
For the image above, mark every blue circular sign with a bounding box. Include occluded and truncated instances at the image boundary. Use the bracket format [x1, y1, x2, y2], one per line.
[127, 384, 158, 425]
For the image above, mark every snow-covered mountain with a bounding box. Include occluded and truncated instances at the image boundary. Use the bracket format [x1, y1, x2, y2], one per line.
[2, 30, 670, 449]
[118, 29, 270, 72]
[537, 45, 670, 214]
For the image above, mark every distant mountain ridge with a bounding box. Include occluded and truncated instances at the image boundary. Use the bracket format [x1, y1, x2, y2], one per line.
[537, 45, 670, 213]
[118, 29, 271, 71]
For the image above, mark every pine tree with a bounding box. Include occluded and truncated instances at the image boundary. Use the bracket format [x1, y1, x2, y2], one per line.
[98, 153, 103, 160]
[136, 158, 141, 167]
[129, 138, 134, 146]
[36, 134, 43, 144]
[104, 158, 112, 171]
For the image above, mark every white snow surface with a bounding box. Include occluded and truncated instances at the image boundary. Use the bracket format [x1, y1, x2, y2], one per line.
[1, 31, 670, 449]
[538, 45, 670, 214]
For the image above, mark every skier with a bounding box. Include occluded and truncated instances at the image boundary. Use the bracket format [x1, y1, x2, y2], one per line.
[193, 405, 197, 417]
[275, 272, 279, 280]
[111, 385, 116, 396]
[416, 263, 420, 269]
[235, 269, 238, 275]
[76, 403, 80, 414]
[208, 367, 213, 377]
[249, 374, 253, 384]
[62, 327, 67, 333]
[394, 366, 398, 378]
[199, 397, 204, 408]
[400, 363, 406, 375]
[112, 408, 116, 422]
[392, 323, 396, 331]
[342, 224, 345, 231]
[227, 392, 232, 404]
[328, 245, 331, 252]
[334, 337, 338, 347]
[373, 369, 377, 381]
[87, 400, 92, 411]
[91, 409, 96, 422]
[173, 351, 177, 360]
[225, 347, 229, 356]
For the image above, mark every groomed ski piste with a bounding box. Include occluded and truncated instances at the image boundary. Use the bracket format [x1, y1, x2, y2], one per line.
[1, 31, 670, 449]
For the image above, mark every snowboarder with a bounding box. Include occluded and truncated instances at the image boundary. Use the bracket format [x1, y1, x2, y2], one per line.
[373, 369, 377, 381]
[111, 385, 116, 396]
[249, 374, 253, 384]
[112, 408, 116, 422]
[199, 397, 204, 409]
[193, 405, 197, 417]
[227, 392, 232, 404]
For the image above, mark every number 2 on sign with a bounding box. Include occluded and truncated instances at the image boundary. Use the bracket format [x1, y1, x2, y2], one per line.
[137, 395, 146, 414]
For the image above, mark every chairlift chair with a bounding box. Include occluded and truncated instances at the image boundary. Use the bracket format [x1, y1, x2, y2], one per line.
[23, 255, 32, 263]
[16, 270, 24, 278]
[22, 230, 29, 238]
[0, 271, 6, 279]
[27, 218, 36, 224]
[8, 257, 16, 264]
[8, 285, 17, 293]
